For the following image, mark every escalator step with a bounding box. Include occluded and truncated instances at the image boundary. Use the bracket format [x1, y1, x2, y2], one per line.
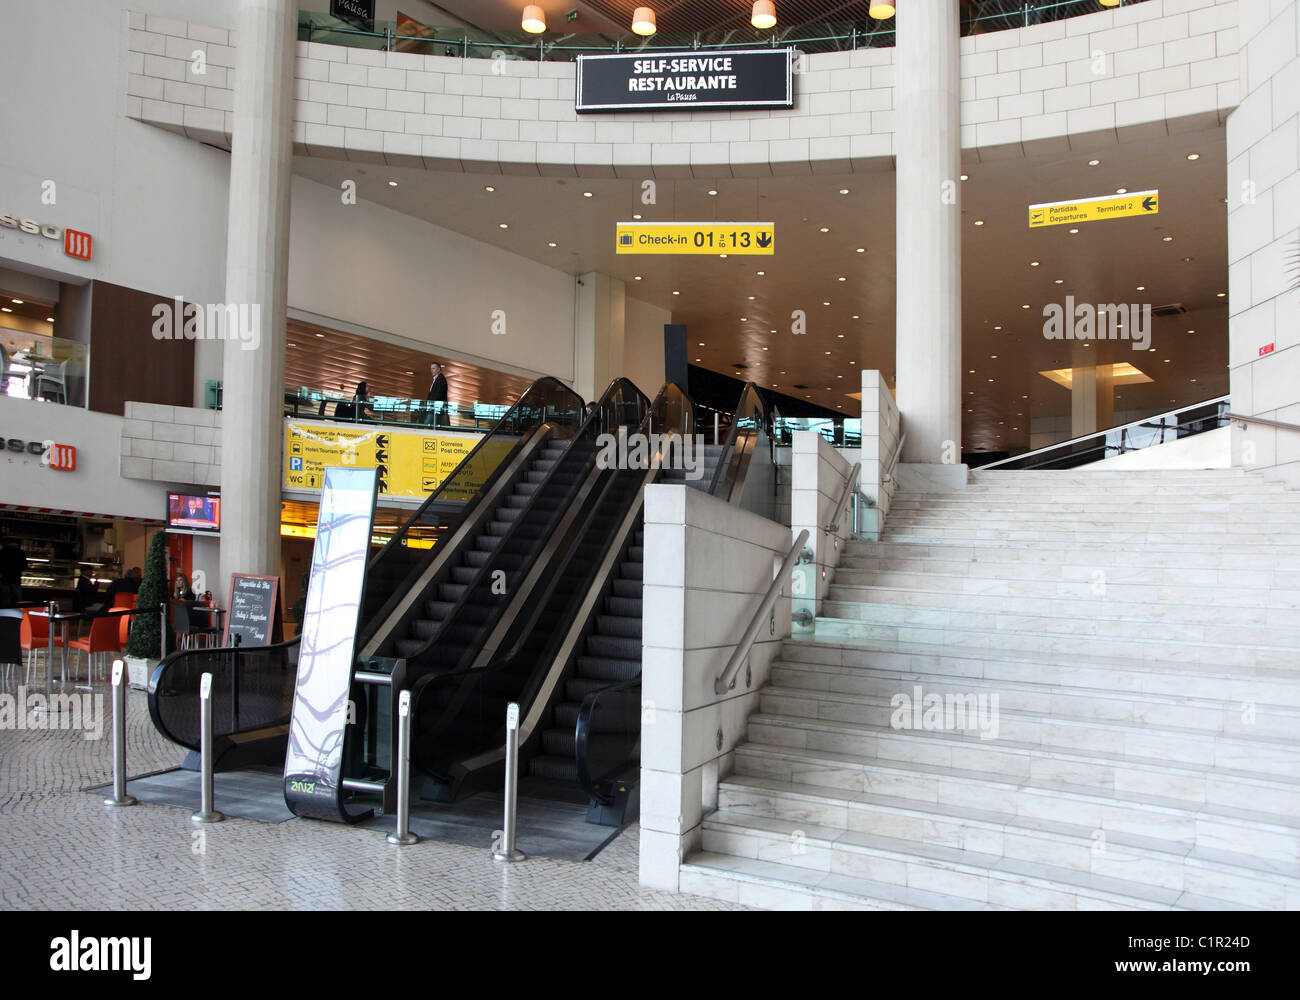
[424, 601, 455, 619]
[596, 615, 641, 639]
[576, 656, 641, 682]
[450, 568, 476, 584]
[587, 635, 641, 660]
[412, 619, 439, 639]
[528, 755, 578, 782]
[620, 562, 643, 580]
[465, 551, 489, 568]
[627, 546, 644, 561]
[611, 580, 642, 599]
[439, 583, 467, 600]
[604, 596, 642, 617]
[565, 677, 610, 700]
[554, 702, 580, 728]
[543, 729, 576, 756]
[395, 638, 426, 658]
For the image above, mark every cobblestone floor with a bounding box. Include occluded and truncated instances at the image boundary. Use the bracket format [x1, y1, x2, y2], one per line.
[0, 672, 741, 910]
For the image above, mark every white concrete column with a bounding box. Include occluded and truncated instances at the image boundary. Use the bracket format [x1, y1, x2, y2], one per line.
[1070, 365, 1115, 438]
[574, 272, 627, 403]
[218, 0, 296, 587]
[895, 0, 962, 465]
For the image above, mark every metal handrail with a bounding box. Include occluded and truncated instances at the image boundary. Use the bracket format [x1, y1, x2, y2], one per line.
[824, 462, 861, 534]
[1226, 412, 1300, 434]
[882, 431, 906, 484]
[714, 529, 809, 696]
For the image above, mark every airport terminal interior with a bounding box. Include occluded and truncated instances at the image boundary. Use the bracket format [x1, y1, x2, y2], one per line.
[1, 0, 1298, 913]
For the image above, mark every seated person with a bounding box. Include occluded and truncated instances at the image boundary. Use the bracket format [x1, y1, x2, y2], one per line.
[88, 567, 141, 614]
[173, 574, 196, 601]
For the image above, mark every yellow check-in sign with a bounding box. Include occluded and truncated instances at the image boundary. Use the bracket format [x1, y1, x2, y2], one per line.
[1028, 190, 1158, 228]
[616, 222, 775, 255]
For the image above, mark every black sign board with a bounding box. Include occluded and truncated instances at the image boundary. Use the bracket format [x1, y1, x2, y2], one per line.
[576, 48, 794, 113]
[330, 0, 375, 30]
[224, 574, 282, 648]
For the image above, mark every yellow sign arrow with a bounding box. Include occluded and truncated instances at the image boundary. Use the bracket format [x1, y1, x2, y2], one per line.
[616, 222, 775, 255]
[1028, 190, 1159, 228]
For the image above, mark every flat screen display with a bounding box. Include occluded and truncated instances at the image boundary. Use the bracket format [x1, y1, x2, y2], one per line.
[167, 493, 220, 533]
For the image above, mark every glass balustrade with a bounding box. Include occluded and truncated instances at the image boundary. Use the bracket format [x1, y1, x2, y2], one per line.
[0, 331, 89, 408]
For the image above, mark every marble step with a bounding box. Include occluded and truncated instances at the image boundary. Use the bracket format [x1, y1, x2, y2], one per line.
[810, 609, 1300, 667]
[778, 637, 1300, 707]
[699, 800, 1298, 909]
[879, 525, 1300, 546]
[822, 585, 1300, 627]
[768, 658, 1300, 739]
[716, 774, 1300, 907]
[741, 707, 1300, 813]
[890, 494, 1300, 510]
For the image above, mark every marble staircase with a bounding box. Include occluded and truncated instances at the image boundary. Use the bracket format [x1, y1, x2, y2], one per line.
[680, 469, 1300, 910]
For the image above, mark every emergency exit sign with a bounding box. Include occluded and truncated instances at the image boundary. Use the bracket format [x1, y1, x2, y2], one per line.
[567, 9, 578, 22]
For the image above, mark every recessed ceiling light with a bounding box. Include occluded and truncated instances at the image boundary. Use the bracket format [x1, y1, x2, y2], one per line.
[740, 317, 747, 321]
[974, 220, 984, 226]
[388, 180, 398, 187]
[1164, 359, 1171, 363]
[990, 355, 998, 359]
[987, 378, 995, 382]
[837, 334, 845, 338]
[820, 227, 830, 233]
[11, 299, 23, 305]
[1088, 159, 1100, 166]
[698, 342, 705, 346]
[1217, 292, 1226, 297]
[45, 316, 54, 322]
[1187, 329, 1195, 334]
[1136, 285, 1146, 291]
[855, 247, 865, 253]
[1069, 228, 1079, 234]
[968, 369, 975, 374]
[1054, 279, 1064, 284]
[762, 347, 769, 351]
[960, 174, 969, 181]
[994, 325, 1002, 330]
[583, 191, 593, 198]
[756, 270, 765, 276]
[633, 213, 642, 219]
[484, 185, 495, 192]
[823, 301, 830, 306]
[499, 223, 509, 229]
[694, 358, 702, 362]
[1, 308, 11, 313]
[708, 189, 718, 196]
[1116, 187, 1127, 194]
[404, 370, 414, 375]
[287, 342, 296, 348]
[1021, 304, 1030, 309]
[672, 290, 680, 295]
[1187, 153, 1200, 161]
[1162, 235, 1173, 242]
[720, 254, 727, 258]
[748, 295, 756, 300]
[547, 241, 557, 247]
[634, 275, 642, 280]
[1030, 261, 1039, 267]
[838, 276, 847, 281]
[315, 332, 325, 338]
[839, 188, 850, 195]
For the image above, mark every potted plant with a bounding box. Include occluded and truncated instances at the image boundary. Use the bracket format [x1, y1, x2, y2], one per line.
[123, 530, 174, 689]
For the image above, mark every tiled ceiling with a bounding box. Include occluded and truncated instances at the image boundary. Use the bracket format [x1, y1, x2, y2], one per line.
[284, 318, 535, 406]
[293, 125, 1230, 451]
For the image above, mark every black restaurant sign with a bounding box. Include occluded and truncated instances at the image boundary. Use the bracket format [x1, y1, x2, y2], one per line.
[330, 0, 374, 30]
[576, 48, 794, 113]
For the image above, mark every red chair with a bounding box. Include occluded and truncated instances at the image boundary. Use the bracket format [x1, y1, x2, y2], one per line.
[67, 614, 121, 687]
[21, 611, 65, 686]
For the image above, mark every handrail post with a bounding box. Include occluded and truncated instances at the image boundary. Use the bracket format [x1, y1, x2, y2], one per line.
[191, 672, 225, 824]
[493, 702, 526, 862]
[387, 690, 419, 845]
[45, 599, 56, 697]
[159, 602, 166, 662]
[103, 660, 137, 808]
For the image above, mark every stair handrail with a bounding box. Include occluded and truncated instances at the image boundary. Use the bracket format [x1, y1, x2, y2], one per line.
[824, 462, 861, 534]
[1225, 412, 1300, 434]
[714, 528, 810, 696]
[882, 430, 906, 484]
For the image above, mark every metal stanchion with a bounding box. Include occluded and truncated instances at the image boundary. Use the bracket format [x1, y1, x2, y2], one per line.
[190, 672, 225, 824]
[713, 412, 719, 447]
[45, 600, 56, 698]
[103, 660, 137, 808]
[492, 702, 525, 863]
[387, 690, 419, 846]
[158, 602, 166, 662]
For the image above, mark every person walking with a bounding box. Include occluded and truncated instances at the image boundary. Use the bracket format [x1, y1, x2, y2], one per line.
[425, 362, 449, 428]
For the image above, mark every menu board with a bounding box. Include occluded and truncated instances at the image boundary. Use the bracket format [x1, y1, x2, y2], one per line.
[223, 574, 282, 648]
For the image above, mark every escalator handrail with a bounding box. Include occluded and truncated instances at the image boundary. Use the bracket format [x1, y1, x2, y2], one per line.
[574, 676, 640, 804]
[708, 381, 768, 501]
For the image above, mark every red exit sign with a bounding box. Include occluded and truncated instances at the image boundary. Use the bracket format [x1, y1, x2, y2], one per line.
[1260, 343, 1275, 357]
[48, 443, 77, 471]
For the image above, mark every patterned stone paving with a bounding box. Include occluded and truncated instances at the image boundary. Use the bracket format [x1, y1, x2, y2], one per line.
[0, 670, 742, 910]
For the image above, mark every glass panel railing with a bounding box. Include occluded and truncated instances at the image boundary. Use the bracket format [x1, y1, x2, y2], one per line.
[978, 397, 1230, 471]
[0, 332, 89, 407]
[282, 389, 509, 431]
[297, 1, 1154, 60]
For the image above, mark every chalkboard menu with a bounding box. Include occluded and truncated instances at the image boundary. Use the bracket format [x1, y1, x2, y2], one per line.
[223, 574, 282, 648]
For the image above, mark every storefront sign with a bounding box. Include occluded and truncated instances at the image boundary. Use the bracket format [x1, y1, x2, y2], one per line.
[283, 421, 514, 501]
[0, 212, 94, 260]
[1028, 190, 1159, 229]
[330, 0, 374, 29]
[576, 49, 793, 112]
[0, 437, 74, 468]
[616, 221, 775, 255]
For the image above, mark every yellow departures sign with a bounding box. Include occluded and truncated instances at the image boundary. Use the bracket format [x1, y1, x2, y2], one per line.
[616, 221, 775, 255]
[1028, 190, 1159, 229]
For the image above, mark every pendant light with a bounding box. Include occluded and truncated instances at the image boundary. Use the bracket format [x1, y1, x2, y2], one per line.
[751, 1, 776, 29]
[868, 2, 895, 18]
[521, 5, 546, 33]
[632, 6, 657, 35]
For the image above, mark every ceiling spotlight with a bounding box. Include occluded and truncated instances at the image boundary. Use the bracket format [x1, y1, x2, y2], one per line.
[583, 191, 593, 198]
[1116, 187, 1128, 194]
[11, 299, 24, 305]
[751, 1, 777, 30]
[756, 270, 765, 276]
[672, 290, 680, 295]
[1162, 235, 1173, 242]
[484, 185, 495, 192]
[838, 276, 847, 281]
[1088, 159, 1101, 166]
[522, 4, 546, 33]
[632, 6, 657, 35]
[547, 241, 557, 247]
[839, 188, 850, 195]
[960, 174, 969, 181]
[868, 1, 895, 18]
[634, 275, 642, 281]
[499, 223, 509, 228]
[1136, 285, 1146, 291]
[1187, 153, 1200, 160]
[46, 316, 54, 322]
[388, 180, 398, 187]
[633, 213, 642, 219]
[1217, 291, 1226, 297]
[820, 227, 830, 233]
[1069, 228, 1080, 234]
[855, 247, 865, 253]
[0, 308, 10, 314]
[708, 189, 718, 196]
[974, 220, 984, 226]
[1030, 261, 1040, 267]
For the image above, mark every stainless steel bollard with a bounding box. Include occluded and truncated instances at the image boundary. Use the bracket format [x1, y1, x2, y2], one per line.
[713, 412, 719, 447]
[492, 702, 526, 863]
[191, 672, 225, 824]
[103, 660, 138, 808]
[158, 603, 166, 661]
[387, 690, 419, 846]
[45, 600, 56, 698]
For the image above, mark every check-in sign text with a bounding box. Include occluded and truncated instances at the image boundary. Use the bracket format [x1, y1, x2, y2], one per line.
[616, 222, 775, 255]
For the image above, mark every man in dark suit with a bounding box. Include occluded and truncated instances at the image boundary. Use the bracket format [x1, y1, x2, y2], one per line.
[424, 362, 449, 427]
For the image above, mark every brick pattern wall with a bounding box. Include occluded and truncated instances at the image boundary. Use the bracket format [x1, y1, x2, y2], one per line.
[120, 401, 222, 486]
[125, 0, 1238, 177]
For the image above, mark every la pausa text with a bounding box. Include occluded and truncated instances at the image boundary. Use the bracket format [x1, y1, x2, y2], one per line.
[629, 56, 739, 98]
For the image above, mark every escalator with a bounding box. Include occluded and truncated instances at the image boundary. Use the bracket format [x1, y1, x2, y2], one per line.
[408, 381, 778, 825]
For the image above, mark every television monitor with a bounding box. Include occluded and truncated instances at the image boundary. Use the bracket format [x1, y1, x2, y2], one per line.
[167, 492, 220, 534]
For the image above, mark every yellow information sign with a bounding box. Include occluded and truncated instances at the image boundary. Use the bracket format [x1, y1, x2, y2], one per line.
[1028, 190, 1158, 228]
[283, 421, 514, 501]
[616, 221, 775, 255]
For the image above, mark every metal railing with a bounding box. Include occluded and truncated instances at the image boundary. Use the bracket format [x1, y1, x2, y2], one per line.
[825, 462, 861, 534]
[297, 1, 1153, 61]
[715, 529, 809, 696]
[1226, 413, 1300, 434]
[882, 431, 906, 484]
[979, 396, 1230, 471]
